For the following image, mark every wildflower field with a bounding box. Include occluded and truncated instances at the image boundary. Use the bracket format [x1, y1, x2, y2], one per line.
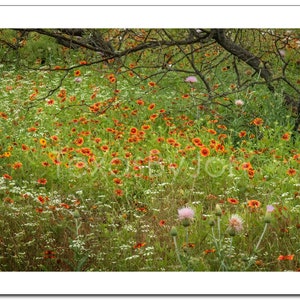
[0, 29, 299, 272]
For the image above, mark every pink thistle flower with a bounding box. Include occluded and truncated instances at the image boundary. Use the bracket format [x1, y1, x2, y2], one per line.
[185, 76, 197, 83]
[228, 214, 243, 234]
[266, 205, 275, 213]
[178, 207, 195, 221]
[235, 99, 244, 106]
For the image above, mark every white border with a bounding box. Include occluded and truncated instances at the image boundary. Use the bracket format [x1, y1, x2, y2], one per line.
[1, 0, 300, 5]
[1, 4, 299, 296]
[0, 272, 299, 295]
[1, 6, 300, 28]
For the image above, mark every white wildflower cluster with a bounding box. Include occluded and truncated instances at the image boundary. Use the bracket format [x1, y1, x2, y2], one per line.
[69, 236, 86, 253]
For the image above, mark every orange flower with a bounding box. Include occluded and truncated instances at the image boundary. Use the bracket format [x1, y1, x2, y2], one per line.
[113, 178, 122, 185]
[248, 168, 255, 179]
[287, 168, 297, 176]
[168, 163, 178, 169]
[192, 137, 203, 147]
[39, 138, 47, 147]
[128, 127, 137, 135]
[60, 203, 70, 209]
[167, 138, 176, 145]
[239, 131, 247, 138]
[75, 161, 85, 168]
[142, 124, 151, 130]
[114, 189, 123, 196]
[150, 114, 158, 120]
[207, 129, 217, 135]
[241, 162, 252, 170]
[111, 158, 122, 165]
[159, 220, 166, 226]
[37, 178, 47, 185]
[44, 250, 55, 259]
[12, 162, 23, 169]
[217, 124, 227, 130]
[251, 118, 264, 126]
[109, 77, 116, 83]
[247, 199, 261, 208]
[281, 133, 290, 141]
[3, 173, 12, 180]
[80, 147, 92, 156]
[38, 195, 46, 204]
[136, 99, 144, 105]
[227, 198, 239, 205]
[150, 149, 160, 155]
[148, 103, 156, 110]
[204, 249, 216, 254]
[74, 137, 84, 147]
[100, 145, 109, 152]
[148, 81, 156, 87]
[21, 144, 30, 151]
[74, 70, 81, 76]
[50, 135, 59, 142]
[278, 254, 294, 261]
[133, 242, 146, 249]
[200, 147, 210, 157]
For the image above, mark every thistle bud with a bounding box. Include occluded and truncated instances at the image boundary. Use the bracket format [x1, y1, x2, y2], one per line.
[264, 213, 272, 223]
[73, 209, 80, 219]
[215, 204, 222, 217]
[170, 226, 178, 237]
[182, 218, 191, 227]
[264, 205, 274, 223]
[208, 219, 215, 227]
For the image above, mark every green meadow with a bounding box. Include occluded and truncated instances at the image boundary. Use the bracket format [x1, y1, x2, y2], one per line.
[0, 29, 299, 271]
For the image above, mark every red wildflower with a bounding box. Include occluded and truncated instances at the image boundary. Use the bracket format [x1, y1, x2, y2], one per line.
[159, 220, 166, 226]
[247, 199, 261, 208]
[133, 242, 146, 249]
[227, 198, 239, 205]
[251, 118, 264, 126]
[200, 147, 210, 157]
[37, 178, 47, 185]
[278, 254, 294, 261]
[3, 174, 12, 180]
[287, 168, 297, 176]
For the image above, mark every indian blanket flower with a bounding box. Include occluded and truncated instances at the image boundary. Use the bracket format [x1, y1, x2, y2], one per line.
[228, 214, 243, 235]
[185, 76, 198, 83]
[248, 199, 261, 208]
[251, 117, 264, 126]
[227, 197, 239, 205]
[278, 254, 294, 261]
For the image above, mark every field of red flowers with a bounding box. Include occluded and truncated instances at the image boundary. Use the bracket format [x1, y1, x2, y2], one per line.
[0, 29, 299, 271]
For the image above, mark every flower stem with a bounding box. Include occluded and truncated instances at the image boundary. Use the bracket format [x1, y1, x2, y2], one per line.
[173, 236, 182, 266]
[255, 223, 268, 252]
[217, 216, 221, 241]
[185, 227, 189, 245]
